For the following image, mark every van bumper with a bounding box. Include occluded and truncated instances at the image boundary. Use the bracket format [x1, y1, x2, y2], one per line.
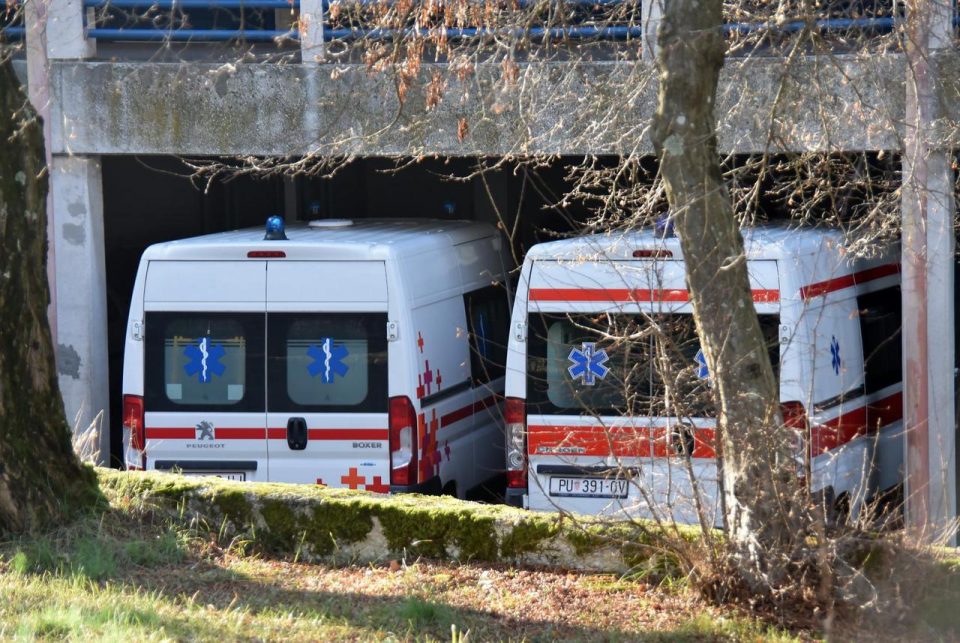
[390, 476, 442, 495]
[505, 488, 527, 508]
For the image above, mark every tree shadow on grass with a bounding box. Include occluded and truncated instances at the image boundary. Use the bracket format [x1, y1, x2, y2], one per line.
[103, 560, 761, 642]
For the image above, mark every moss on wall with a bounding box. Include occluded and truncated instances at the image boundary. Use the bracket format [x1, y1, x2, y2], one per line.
[96, 469, 680, 574]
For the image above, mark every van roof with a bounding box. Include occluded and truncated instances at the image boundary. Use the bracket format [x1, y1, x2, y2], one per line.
[141, 218, 496, 262]
[523, 224, 854, 262]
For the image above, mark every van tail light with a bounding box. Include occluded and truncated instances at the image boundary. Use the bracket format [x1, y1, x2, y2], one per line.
[389, 396, 418, 487]
[505, 397, 527, 489]
[123, 394, 146, 471]
[781, 400, 810, 488]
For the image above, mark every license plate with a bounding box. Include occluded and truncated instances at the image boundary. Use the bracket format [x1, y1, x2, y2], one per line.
[548, 477, 628, 498]
[182, 472, 246, 481]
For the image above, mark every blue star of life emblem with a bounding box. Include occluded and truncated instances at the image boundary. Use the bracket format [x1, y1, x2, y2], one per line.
[307, 337, 349, 384]
[830, 335, 841, 375]
[183, 336, 226, 383]
[694, 348, 710, 379]
[567, 342, 610, 386]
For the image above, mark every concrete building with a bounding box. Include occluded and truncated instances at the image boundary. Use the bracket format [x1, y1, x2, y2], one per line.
[4, 0, 957, 535]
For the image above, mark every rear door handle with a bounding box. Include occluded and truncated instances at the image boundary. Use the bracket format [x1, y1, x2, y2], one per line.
[287, 417, 308, 451]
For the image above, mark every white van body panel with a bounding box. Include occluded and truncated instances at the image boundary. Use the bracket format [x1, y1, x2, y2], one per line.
[144, 261, 267, 311]
[124, 219, 511, 496]
[506, 226, 902, 523]
[265, 260, 390, 487]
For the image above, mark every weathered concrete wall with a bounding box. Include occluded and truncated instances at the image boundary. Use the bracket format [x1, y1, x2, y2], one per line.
[98, 469, 696, 574]
[50, 53, 919, 158]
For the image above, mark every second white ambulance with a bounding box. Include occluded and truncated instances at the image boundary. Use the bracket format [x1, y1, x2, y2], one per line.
[123, 218, 511, 497]
[504, 225, 902, 524]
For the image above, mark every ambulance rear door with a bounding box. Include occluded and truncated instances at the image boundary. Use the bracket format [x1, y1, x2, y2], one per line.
[143, 260, 268, 482]
[265, 261, 391, 490]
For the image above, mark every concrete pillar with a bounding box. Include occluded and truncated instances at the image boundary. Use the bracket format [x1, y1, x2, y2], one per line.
[47, 0, 95, 59]
[299, 0, 325, 63]
[50, 156, 110, 462]
[27, 0, 108, 461]
[284, 176, 301, 221]
[641, 0, 663, 62]
[902, 0, 956, 543]
[24, 0, 55, 335]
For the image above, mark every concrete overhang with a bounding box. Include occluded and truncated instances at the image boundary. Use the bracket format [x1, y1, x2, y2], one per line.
[49, 52, 948, 158]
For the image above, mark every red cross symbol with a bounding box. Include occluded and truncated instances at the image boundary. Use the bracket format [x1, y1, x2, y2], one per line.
[423, 360, 433, 395]
[341, 467, 366, 490]
[416, 373, 425, 400]
[315, 478, 326, 486]
[365, 476, 389, 493]
[417, 332, 425, 353]
[436, 369, 442, 389]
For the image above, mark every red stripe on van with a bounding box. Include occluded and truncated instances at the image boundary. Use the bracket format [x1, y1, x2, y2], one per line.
[146, 428, 195, 439]
[265, 428, 389, 441]
[799, 263, 900, 300]
[527, 391, 902, 462]
[439, 394, 499, 428]
[527, 425, 717, 459]
[529, 288, 779, 304]
[868, 391, 903, 428]
[810, 391, 903, 453]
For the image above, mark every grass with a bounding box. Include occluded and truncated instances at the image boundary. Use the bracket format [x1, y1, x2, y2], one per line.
[0, 557, 803, 642]
[0, 488, 806, 642]
[10, 472, 960, 641]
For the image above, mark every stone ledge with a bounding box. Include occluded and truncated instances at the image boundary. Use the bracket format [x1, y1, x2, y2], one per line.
[97, 468, 698, 575]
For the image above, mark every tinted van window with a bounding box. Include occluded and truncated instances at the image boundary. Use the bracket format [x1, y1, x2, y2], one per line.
[144, 312, 265, 412]
[858, 286, 902, 394]
[267, 313, 388, 413]
[464, 285, 511, 384]
[527, 312, 779, 417]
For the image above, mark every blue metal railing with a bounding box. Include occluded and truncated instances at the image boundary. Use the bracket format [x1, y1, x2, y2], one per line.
[87, 27, 298, 40]
[72, 0, 906, 45]
[0, 25, 25, 39]
[1, 0, 25, 41]
[724, 16, 897, 36]
[84, 0, 299, 42]
[323, 25, 643, 41]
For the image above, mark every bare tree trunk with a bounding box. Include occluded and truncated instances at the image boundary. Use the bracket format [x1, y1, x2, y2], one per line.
[650, 0, 806, 588]
[0, 55, 100, 533]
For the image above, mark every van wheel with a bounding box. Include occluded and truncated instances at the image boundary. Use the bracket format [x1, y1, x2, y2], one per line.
[811, 486, 840, 526]
[868, 484, 904, 531]
[441, 481, 457, 498]
[831, 492, 851, 527]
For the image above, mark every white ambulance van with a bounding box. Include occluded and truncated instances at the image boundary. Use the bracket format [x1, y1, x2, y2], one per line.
[504, 225, 902, 524]
[122, 218, 512, 497]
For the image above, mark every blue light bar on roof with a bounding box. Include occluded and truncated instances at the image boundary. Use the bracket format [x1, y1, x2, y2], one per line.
[264, 215, 288, 241]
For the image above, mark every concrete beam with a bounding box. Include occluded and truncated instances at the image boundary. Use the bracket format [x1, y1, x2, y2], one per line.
[50, 53, 915, 158]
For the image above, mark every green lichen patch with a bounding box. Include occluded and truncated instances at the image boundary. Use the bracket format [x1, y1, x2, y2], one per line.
[305, 500, 376, 556]
[95, 469, 681, 575]
[500, 516, 562, 559]
[211, 489, 254, 527]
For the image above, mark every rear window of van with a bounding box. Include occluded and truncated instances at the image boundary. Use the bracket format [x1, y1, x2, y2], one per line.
[526, 312, 779, 417]
[144, 312, 265, 412]
[267, 313, 388, 413]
